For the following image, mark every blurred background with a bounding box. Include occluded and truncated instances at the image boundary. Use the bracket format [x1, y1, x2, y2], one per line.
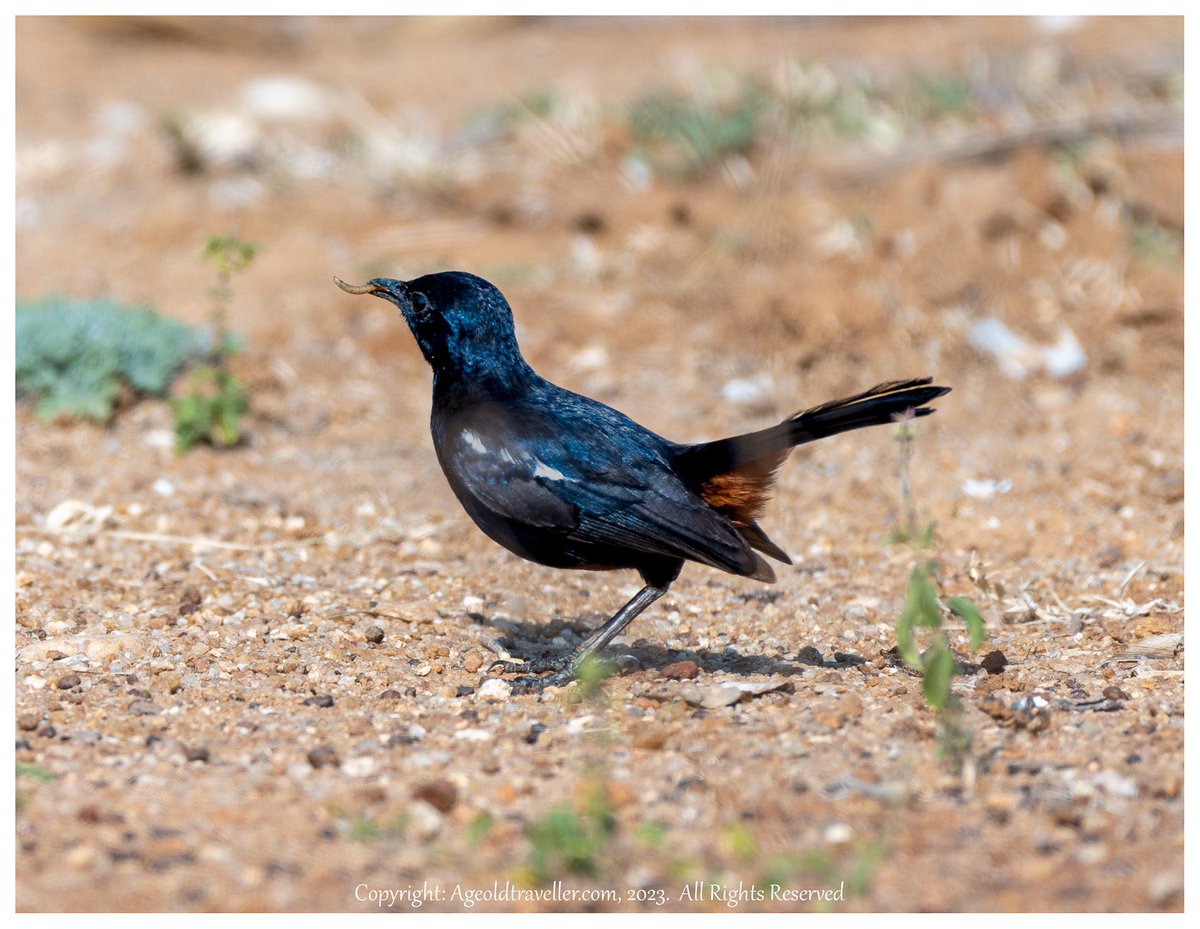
[16, 16, 1183, 913]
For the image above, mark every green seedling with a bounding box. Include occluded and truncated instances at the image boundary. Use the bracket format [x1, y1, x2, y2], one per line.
[890, 416, 986, 762]
[521, 758, 617, 887]
[628, 85, 764, 177]
[466, 811, 494, 849]
[16, 761, 56, 811]
[172, 235, 256, 452]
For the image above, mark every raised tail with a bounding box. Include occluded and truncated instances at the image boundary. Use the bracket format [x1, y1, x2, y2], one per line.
[673, 377, 950, 566]
[778, 377, 950, 446]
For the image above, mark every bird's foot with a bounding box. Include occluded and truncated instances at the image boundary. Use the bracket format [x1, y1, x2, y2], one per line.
[487, 656, 567, 676]
[487, 657, 574, 693]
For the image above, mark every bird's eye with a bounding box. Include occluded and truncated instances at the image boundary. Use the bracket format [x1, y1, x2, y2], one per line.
[411, 292, 431, 314]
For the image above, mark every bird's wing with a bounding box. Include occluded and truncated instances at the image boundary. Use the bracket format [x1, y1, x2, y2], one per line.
[442, 423, 581, 529]
[565, 476, 769, 579]
[442, 413, 766, 578]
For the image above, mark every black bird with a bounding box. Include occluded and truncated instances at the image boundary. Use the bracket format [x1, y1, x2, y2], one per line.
[335, 272, 948, 688]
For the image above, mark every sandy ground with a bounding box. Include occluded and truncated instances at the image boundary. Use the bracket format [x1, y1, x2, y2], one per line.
[14, 16, 1183, 912]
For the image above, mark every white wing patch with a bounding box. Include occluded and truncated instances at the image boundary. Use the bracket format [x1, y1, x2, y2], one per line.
[460, 429, 570, 482]
[532, 460, 567, 481]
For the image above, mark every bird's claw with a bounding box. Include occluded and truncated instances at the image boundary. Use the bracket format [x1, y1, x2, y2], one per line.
[487, 657, 567, 676]
[486, 657, 574, 693]
[508, 675, 550, 694]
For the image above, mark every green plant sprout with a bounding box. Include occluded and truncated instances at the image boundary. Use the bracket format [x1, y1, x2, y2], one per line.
[522, 764, 617, 885]
[564, 653, 617, 704]
[343, 811, 409, 843]
[16, 761, 56, 811]
[519, 655, 620, 887]
[628, 86, 764, 178]
[172, 235, 256, 452]
[465, 811, 494, 849]
[890, 414, 986, 762]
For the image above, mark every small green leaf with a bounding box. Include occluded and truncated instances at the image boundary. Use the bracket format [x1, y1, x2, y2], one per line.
[944, 596, 987, 651]
[909, 564, 942, 628]
[204, 235, 260, 275]
[922, 644, 954, 711]
[723, 822, 757, 861]
[466, 811, 493, 849]
[635, 822, 668, 849]
[16, 761, 56, 784]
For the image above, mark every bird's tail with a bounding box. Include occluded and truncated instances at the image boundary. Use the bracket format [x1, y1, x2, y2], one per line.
[777, 377, 951, 447]
[673, 377, 950, 566]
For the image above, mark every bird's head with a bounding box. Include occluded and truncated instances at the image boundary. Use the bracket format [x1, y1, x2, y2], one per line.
[335, 271, 529, 384]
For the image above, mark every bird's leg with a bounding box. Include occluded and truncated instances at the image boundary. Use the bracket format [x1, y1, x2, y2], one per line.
[489, 578, 674, 688]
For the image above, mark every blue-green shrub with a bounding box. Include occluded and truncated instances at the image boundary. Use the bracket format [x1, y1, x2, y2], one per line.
[16, 296, 206, 422]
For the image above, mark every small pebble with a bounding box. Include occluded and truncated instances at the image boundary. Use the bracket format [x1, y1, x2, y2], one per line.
[462, 650, 485, 673]
[127, 700, 160, 716]
[65, 844, 100, 870]
[823, 821, 853, 844]
[1095, 543, 1124, 568]
[1152, 772, 1181, 799]
[475, 679, 513, 704]
[1149, 873, 1183, 908]
[76, 804, 104, 824]
[1102, 685, 1131, 702]
[304, 694, 334, 708]
[379, 689, 403, 701]
[56, 673, 82, 690]
[364, 625, 385, 644]
[307, 746, 340, 769]
[179, 586, 203, 617]
[18, 713, 40, 731]
[985, 792, 1018, 823]
[342, 756, 376, 778]
[407, 799, 443, 842]
[184, 745, 210, 763]
[632, 728, 670, 750]
[413, 779, 458, 813]
[661, 660, 700, 680]
[286, 763, 312, 781]
[981, 651, 1010, 675]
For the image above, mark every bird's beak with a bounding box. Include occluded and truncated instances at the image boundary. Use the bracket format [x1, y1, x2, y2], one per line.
[334, 277, 387, 295]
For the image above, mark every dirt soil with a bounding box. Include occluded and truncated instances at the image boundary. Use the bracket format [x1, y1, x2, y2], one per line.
[14, 16, 1183, 913]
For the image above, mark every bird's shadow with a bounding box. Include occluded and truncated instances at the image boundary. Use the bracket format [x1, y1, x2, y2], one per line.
[476, 613, 867, 680]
